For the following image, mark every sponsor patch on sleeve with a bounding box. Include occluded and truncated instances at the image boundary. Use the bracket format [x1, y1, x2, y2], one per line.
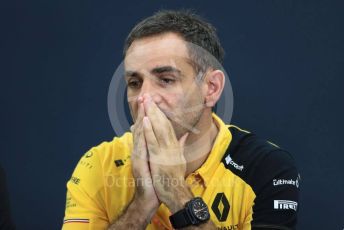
[274, 200, 298, 211]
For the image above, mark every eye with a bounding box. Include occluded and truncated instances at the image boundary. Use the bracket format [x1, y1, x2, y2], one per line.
[159, 77, 175, 85]
[127, 79, 142, 89]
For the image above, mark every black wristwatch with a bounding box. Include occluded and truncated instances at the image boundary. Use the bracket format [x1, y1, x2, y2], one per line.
[169, 197, 210, 229]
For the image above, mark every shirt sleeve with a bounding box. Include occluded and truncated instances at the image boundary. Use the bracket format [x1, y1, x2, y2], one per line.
[249, 149, 300, 230]
[62, 149, 109, 230]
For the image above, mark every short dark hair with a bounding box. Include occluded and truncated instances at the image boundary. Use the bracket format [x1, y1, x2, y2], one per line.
[123, 9, 225, 76]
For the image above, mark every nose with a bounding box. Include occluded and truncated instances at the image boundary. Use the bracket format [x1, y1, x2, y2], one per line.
[139, 79, 153, 97]
[138, 78, 162, 104]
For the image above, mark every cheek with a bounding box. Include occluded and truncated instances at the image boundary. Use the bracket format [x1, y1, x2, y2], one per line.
[164, 92, 184, 108]
[155, 92, 181, 115]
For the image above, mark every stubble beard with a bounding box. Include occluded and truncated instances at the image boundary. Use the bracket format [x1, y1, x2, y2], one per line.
[169, 98, 205, 140]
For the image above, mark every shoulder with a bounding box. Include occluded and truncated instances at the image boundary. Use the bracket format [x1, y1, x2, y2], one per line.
[223, 125, 300, 227]
[69, 132, 133, 192]
[222, 125, 299, 194]
[63, 132, 134, 227]
[81, 132, 133, 170]
[90, 132, 133, 162]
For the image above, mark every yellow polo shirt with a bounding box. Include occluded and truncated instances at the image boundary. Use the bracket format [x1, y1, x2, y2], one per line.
[62, 113, 299, 229]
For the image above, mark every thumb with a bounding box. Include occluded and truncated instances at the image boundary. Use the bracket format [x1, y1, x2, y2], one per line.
[178, 132, 189, 147]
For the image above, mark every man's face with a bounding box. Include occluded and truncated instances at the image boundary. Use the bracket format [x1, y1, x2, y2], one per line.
[124, 32, 206, 138]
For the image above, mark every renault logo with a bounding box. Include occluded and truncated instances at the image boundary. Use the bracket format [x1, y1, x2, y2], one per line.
[211, 192, 230, 222]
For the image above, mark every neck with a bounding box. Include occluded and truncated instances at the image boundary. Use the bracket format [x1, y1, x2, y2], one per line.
[183, 112, 219, 177]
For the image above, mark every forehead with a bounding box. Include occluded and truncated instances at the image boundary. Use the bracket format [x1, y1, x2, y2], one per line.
[124, 32, 191, 71]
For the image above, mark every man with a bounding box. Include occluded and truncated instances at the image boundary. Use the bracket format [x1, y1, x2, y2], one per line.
[62, 10, 300, 230]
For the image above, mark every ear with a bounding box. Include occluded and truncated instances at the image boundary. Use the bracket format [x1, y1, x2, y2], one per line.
[204, 70, 225, 108]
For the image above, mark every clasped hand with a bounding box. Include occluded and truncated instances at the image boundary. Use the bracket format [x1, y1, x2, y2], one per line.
[130, 93, 192, 213]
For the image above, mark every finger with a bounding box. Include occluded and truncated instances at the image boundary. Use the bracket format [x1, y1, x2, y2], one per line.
[134, 100, 145, 125]
[144, 94, 170, 127]
[131, 102, 145, 147]
[178, 132, 189, 147]
[132, 104, 147, 160]
[143, 116, 159, 155]
[133, 125, 147, 158]
[143, 95, 176, 145]
[132, 122, 150, 177]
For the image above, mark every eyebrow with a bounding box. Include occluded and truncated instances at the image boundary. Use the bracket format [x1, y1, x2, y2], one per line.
[151, 66, 181, 75]
[125, 65, 182, 79]
[124, 71, 138, 79]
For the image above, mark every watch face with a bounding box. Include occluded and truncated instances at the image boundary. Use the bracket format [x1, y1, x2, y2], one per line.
[191, 198, 210, 221]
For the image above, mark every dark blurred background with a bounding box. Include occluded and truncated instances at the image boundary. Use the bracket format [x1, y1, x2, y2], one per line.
[1, 0, 343, 229]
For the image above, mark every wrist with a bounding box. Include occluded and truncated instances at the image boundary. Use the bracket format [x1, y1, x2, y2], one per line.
[169, 197, 211, 229]
[165, 184, 194, 213]
[131, 195, 159, 224]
